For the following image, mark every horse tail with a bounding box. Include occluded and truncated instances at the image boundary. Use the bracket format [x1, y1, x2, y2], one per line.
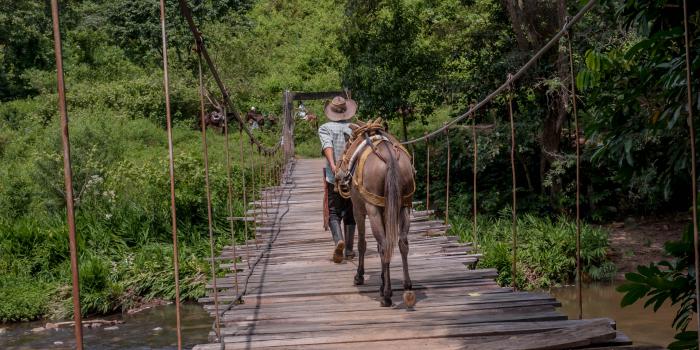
[383, 141, 400, 263]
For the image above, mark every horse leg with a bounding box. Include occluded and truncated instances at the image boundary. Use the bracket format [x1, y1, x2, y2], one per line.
[367, 204, 392, 306]
[353, 205, 367, 286]
[399, 207, 416, 307]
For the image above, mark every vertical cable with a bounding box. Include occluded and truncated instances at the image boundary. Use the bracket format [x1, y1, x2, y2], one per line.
[507, 75, 518, 292]
[566, 28, 583, 320]
[222, 105, 240, 293]
[472, 110, 478, 246]
[444, 126, 451, 225]
[239, 129, 252, 268]
[682, 0, 700, 341]
[426, 135, 431, 211]
[49, 2, 83, 348]
[250, 142, 260, 249]
[157, 0, 182, 347]
[197, 53, 221, 338]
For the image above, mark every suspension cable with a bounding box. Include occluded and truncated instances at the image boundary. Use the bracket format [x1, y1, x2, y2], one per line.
[425, 135, 431, 211]
[681, 0, 700, 342]
[49, 1, 83, 348]
[507, 76, 518, 292]
[401, 0, 597, 145]
[565, 26, 583, 321]
[222, 107, 241, 295]
[251, 142, 260, 250]
[239, 128, 252, 269]
[157, 0, 182, 347]
[472, 108, 479, 247]
[444, 126, 451, 225]
[197, 51, 221, 340]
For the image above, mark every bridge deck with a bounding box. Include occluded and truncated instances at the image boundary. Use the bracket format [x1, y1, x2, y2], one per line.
[194, 158, 638, 350]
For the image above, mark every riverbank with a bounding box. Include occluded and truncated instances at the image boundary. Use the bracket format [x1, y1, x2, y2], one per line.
[605, 215, 687, 279]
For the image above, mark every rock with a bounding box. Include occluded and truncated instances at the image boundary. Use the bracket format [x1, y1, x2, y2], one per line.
[612, 222, 624, 229]
[45, 322, 58, 329]
[91, 323, 101, 328]
[103, 326, 119, 331]
[152, 327, 163, 332]
[31, 327, 46, 333]
[53, 341, 64, 345]
[0, 327, 6, 334]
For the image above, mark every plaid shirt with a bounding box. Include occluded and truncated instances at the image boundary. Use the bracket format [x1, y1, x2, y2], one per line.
[318, 121, 353, 183]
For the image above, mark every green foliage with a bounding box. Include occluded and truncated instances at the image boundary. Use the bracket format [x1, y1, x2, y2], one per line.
[0, 275, 56, 322]
[617, 225, 698, 350]
[450, 213, 613, 290]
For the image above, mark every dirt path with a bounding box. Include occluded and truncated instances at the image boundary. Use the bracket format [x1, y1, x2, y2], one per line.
[606, 216, 687, 280]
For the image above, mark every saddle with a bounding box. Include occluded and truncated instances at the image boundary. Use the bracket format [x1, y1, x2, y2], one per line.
[335, 118, 415, 207]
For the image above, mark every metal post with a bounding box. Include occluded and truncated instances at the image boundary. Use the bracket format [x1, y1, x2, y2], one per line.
[566, 28, 583, 321]
[158, 0, 183, 347]
[197, 53, 221, 338]
[49, 2, 83, 348]
[682, 0, 700, 341]
[472, 110, 478, 246]
[444, 126, 451, 225]
[507, 76, 518, 292]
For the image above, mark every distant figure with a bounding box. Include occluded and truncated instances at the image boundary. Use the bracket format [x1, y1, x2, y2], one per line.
[246, 106, 264, 129]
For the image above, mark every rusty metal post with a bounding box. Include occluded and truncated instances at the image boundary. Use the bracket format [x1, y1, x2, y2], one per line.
[444, 126, 450, 225]
[472, 109, 478, 246]
[566, 28, 583, 321]
[238, 129, 252, 268]
[425, 135, 430, 211]
[49, 1, 83, 348]
[158, 0, 183, 347]
[682, 0, 700, 340]
[507, 75, 518, 292]
[197, 53, 221, 337]
[222, 107, 242, 289]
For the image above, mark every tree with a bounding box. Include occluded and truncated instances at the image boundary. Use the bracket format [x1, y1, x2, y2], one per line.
[341, 0, 443, 140]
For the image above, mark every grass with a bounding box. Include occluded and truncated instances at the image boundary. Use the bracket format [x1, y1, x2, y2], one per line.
[449, 211, 616, 290]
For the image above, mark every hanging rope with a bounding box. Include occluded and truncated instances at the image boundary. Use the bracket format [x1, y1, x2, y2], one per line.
[507, 75, 518, 292]
[49, 1, 83, 348]
[250, 142, 260, 250]
[565, 25, 583, 321]
[222, 106, 242, 297]
[681, 0, 700, 342]
[444, 126, 451, 225]
[239, 129, 252, 269]
[472, 109, 479, 247]
[425, 135, 431, 211]
[157, 0, 183, 347]
[196, 52, 221, 339]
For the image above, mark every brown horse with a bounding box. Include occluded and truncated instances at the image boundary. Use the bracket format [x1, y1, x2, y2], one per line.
[337, 120, 416, 307]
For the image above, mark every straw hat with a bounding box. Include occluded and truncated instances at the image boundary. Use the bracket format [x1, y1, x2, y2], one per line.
[324, 96, 357, 121]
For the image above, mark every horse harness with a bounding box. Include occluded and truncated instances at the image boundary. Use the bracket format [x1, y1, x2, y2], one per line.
[335, 119, 415, 208]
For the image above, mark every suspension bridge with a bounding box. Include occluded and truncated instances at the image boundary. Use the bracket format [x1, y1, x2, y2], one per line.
[45, 0, 697, 348]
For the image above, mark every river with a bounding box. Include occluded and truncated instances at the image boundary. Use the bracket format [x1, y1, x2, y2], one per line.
[550, 281, 679, 348]
[0, 304, 212, 350]
[0, 283, 681, 349]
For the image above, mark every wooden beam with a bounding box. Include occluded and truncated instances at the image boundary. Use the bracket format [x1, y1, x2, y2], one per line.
[290, 91, 347, 101]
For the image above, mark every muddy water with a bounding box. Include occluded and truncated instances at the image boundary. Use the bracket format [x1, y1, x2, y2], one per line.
[0, 304, 212, 350]
[550, 282, 678, 347]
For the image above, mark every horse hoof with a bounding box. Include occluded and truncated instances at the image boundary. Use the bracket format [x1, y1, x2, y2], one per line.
[380, 298, 392, 307]
[354, 275, 364, 285]
[403, 291, 416, 308]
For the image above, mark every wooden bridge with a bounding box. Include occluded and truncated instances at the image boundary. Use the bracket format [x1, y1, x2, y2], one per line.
[194, 158, 636, 350]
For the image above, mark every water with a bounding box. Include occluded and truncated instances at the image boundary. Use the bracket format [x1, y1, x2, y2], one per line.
[0, 285, 682, 348]
[0, 304, 212, 350]
[550, 282, 679, 347]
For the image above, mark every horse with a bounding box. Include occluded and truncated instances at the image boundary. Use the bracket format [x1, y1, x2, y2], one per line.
[336, 118, 416, 307]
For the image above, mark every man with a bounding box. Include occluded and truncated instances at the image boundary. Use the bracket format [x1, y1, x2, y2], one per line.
[318, 96, 357, 264]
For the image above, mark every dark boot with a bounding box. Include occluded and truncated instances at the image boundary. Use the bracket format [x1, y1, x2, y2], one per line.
[329, 220, 344, 263]
[344, 224, 356, 258]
